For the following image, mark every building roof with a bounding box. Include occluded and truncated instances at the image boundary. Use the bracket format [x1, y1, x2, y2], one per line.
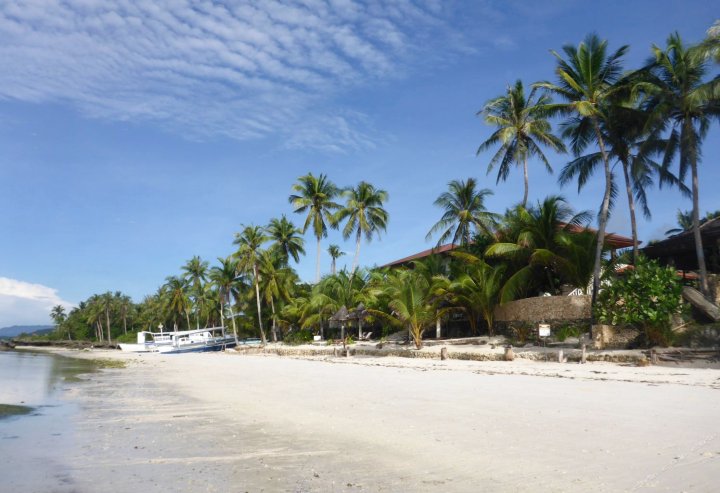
[382, 227, 635, 268]
[642, 217, 720, 271]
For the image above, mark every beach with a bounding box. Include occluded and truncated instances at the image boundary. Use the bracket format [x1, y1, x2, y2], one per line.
[5, 347, 720, 492]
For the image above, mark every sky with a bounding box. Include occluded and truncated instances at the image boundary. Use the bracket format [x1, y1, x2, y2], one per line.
[1, 0, 718, 327]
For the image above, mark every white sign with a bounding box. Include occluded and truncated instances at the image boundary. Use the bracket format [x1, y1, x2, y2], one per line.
[538, 324, 551, 338]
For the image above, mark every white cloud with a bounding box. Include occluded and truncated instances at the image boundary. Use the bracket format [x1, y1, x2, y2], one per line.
[0, 277, 75, 327]
[0, 0, 459, 151]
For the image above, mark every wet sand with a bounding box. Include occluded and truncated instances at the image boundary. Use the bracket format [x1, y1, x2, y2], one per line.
[10, 348, 720, 492]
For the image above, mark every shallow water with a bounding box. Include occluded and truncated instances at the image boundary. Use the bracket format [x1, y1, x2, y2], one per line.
[0, 350, 98, 492]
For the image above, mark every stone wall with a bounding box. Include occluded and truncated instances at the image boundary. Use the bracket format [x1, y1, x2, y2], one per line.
[591, 324, 641, 350]
[494, 295, 592, 323]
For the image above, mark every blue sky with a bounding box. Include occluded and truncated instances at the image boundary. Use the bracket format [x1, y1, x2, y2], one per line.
[1, 0, 718, 326]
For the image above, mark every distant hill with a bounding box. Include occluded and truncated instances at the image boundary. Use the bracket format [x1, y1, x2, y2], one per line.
[0, 325, 54, 339]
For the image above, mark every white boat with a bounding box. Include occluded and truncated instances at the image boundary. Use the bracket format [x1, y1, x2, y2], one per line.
[119, 331, 174, 352]
[156, 327, 237, 354]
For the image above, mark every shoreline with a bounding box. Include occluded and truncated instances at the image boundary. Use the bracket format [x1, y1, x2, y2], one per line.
[8, 346, 720, 492]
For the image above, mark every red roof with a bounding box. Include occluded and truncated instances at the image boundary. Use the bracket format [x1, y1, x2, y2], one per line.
[382, 227, 635, 268]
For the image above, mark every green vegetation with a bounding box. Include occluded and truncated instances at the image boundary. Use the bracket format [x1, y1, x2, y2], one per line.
[48, 28, 718, 349]
[595, 257, 683, 346]
[0, 404, 33, 418]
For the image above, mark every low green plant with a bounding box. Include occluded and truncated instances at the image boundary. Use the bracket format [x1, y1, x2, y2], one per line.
[554, 324, 584, 342]
[510, 322, 533, 344]
[595, 256, 682, 347]
[283, 328, 314, 346]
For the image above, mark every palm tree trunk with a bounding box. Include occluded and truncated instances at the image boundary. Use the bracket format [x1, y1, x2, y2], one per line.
[351, 229, 361, 275]
[621, 160, 639, 265]
[123, 312, 127, 335]
[331, 257, 336, 275]
[522, 156, 529, 207]
[691, 158, 709, 297]
[105, 308, 111, 343]
[253, 263, 267, 344]
[185, 310, 191, 330]
[228, 298, 239, 345]
[591, 121, 613, 310]
[270, 295, 278, 343]
[316, 237, 321, 283]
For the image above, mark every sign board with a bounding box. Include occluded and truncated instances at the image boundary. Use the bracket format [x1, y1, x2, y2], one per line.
[538, 324, 551, 338]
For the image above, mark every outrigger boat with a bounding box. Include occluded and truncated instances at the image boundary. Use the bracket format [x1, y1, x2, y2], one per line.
[118, 330, 174, 352]
[156, 326, 237, 354]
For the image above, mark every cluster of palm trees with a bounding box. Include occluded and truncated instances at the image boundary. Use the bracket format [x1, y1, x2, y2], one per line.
[477, 30, 719, 300]
[49, 28, 718, 346]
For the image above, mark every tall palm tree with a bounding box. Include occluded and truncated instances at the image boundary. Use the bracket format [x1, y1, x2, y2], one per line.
[234, 224, 269, 344]
[163, 276, 191, 331]
[665, 209, 694, 235]
[182, 256, 209, 329]
[558, 101, 685, 263]
[116, 292, 133, 335]
[289, 173, 341, 282]
[426, 178, 497, 247]
[267, 215, 306, 264]
[260, 252, 297, 342]
[335, 181, 389, 274]
[478, 79, 566, 207]
[209, 256, 243, 344]
[642, 32, 720, 297]
[536, 33, 628, 306]
[327, 244, 345, 275]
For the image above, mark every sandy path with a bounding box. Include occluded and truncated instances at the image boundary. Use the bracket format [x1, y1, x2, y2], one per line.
[30, 349, 720, 492]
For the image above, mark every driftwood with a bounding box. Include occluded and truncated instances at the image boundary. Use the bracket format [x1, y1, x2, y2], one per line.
[682, 286, 720, 321]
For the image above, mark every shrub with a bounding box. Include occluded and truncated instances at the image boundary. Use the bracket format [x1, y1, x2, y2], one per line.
[283, 328, 314, 345]
[554, 324, 584, 342]
[595, 257, 682, 347]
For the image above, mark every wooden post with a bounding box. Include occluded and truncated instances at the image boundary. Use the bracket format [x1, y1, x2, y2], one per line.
[558, 350, 564, 363]
[581, 344, 587, 364]
[440, 347, 448, 360]
[436, 317, 442, 339]
[345, 348, 350, 357]
[333, 346, 338, 357]
[504, 346, 514, 361]
[650, 349, 658, 365]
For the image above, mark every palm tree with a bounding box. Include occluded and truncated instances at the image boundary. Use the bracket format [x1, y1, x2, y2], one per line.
[289, 173, 341, 282]
[327, 244, 345, 275]
[478, 79, 566, 207]
[209, 256, 243, 344]
[426, 178, 497, 247]
[536, 33, 628, 306]
[260, 253, 297, 342]
[267, 215, 306, 264]
[665, 209, 694, 235]
[50, 305, 66, 326]
[182, 256, 208, 329]
[163, 276, 191, 331]
[558, 100, 685, 264]
[444, 253, 506, 336]
[642, 32, 720, 297]
[375, 269, 437, 349]
[485, 196, 594, 300]
[234, 224, 269, 344]
[116, 292, 133, 335]
[335, 181, 389, 274]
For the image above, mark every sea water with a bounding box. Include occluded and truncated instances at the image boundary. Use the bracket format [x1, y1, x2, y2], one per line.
[0, 350, 97, 491]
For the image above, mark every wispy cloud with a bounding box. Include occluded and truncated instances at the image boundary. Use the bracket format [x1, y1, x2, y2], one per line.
[0, 0, 461, 151]
[0, 277, 74, 327]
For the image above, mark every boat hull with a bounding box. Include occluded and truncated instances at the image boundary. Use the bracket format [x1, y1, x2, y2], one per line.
[157, 338, 237, 354]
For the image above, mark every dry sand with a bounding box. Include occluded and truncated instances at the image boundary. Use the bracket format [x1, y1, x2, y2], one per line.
[10, 347, 720, 492]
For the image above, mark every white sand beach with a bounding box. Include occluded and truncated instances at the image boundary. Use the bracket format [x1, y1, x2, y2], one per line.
[8, 348, 720, 492]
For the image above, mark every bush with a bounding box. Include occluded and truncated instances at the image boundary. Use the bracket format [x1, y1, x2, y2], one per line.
[554, 324, 584, 342]
[283, 328, 314, 345]
[595, 257, 682, 346]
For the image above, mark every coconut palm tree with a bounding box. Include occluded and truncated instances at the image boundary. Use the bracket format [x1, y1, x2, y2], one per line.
[641, 32, 720, 297]
[116, 292, 133, 335]
[163, 276, 191, 331]
[485, 196, 594, 300]
[477, 79, 566, 207]
[182, 256, 208, 329]
[327, 244, 345, 275]
[426, 178, 497, 247]
[375, 269, 437, 349]
[558, 100, 686, 264]
[234, 224, 269, 344]
[335, 181, 389, 274]
[267, 215, 306, 265]
[260, 253, 298, 342]
[289, 173, 341, 282]
[535, 33, 628, 305]
[209, 256, 243, 344]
